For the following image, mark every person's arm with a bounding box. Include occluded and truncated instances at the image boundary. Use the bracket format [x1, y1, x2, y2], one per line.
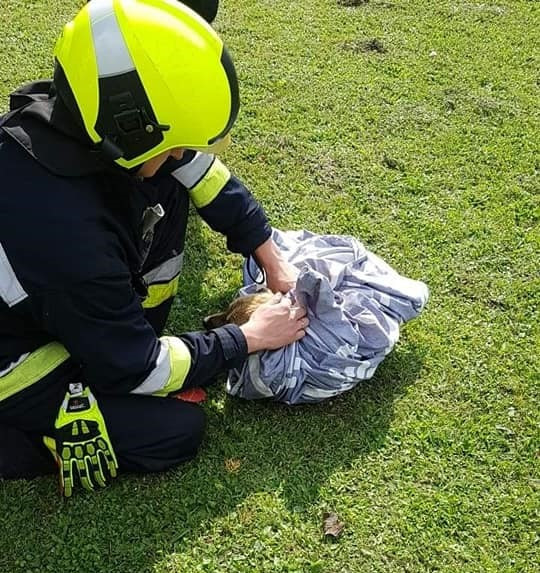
[36, 273, 307, 395]
[37, 274, 248, 395]
[252, 237, 298, 294]
[164, 151, 271, 254]
[163, 151, 298, 291]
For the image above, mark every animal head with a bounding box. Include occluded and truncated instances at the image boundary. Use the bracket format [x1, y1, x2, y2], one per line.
[203, 288, 274, 329]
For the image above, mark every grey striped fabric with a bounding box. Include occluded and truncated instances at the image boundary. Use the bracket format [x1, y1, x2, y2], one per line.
[226, 229, 429, 404]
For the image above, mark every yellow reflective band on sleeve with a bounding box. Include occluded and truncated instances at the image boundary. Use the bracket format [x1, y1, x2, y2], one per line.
[142, 276, 179, 309]
[0, 343, 70, 402]
[152, 336, 192, 396]
[189, 158, 231, 209]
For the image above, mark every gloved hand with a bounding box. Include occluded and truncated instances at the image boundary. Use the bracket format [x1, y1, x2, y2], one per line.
[44, 383, 118, 497]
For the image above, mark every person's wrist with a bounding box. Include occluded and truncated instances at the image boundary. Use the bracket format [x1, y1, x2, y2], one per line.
[253, 238, 283, 272]
[239, 322, 265, 354]
[263, 254, 287, 273]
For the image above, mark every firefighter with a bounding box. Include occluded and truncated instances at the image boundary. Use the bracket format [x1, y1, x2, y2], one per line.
[0, 0, 308, 496]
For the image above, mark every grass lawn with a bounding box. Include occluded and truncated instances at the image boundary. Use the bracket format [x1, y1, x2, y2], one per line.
[1, 0, 538, 571]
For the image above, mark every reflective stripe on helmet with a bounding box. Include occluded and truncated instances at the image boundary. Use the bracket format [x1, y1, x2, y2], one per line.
[88, 0, 135, 78]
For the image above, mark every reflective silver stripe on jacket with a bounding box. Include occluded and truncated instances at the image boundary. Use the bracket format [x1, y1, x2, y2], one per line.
[131, 340, 170, 395]
[0, 352, 30, 378]
[143, 253, 184, 285]
[89, 0, 135, 78]
[171, 152, 215, 189]
[0, 242, 28, 307]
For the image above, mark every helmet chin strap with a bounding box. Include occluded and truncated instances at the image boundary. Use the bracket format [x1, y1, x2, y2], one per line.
[97, 137, 123, 162]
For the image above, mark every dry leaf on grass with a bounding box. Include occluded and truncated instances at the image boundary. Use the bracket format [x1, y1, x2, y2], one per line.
[323, 512, 345, 538]
[224, 458, 242, 473]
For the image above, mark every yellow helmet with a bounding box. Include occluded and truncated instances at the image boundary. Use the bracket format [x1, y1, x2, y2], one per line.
[53, 0, 239, 168]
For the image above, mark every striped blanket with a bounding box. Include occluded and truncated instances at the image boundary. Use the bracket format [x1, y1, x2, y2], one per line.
[226, 229, 429, 404]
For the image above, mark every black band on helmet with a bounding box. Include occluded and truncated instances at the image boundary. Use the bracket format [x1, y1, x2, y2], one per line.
[53, 62, 87, 131]
[95, 71, 170, 161]
[180, 0, 219, 24]
[54, 60, 169, 161]
[208, 46, 239, 145]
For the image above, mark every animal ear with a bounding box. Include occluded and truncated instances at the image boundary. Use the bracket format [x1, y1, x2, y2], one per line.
[203, 311, 229, 329]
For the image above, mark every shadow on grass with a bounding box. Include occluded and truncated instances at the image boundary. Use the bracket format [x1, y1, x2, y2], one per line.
[141, 344, 423, 572]
[208, 338, 425, 514]
[4, 350, 423, 573]
[164, 210, 244, 338]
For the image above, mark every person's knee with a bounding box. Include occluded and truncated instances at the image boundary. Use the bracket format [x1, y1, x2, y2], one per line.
[116, 400, 207, 474]
[147, 402, 206, 472]
[174, 402, 206, 455]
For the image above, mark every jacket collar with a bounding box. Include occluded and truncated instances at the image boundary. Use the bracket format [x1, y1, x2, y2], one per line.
[1, 80, 112, 176]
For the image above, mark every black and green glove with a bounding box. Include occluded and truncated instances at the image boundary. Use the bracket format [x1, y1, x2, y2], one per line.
[44, 383, 118, 497]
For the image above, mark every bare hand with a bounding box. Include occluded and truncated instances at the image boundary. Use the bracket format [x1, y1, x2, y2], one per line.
[265, 260, 299, 294]
[240, 293, 308, 353]
[253, 238, 298, 294]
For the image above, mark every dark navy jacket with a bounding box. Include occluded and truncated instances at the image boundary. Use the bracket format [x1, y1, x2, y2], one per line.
[0, 89, 271, 398]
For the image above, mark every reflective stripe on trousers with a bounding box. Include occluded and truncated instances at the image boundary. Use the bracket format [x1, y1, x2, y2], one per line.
[0, 343, 70, 402]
